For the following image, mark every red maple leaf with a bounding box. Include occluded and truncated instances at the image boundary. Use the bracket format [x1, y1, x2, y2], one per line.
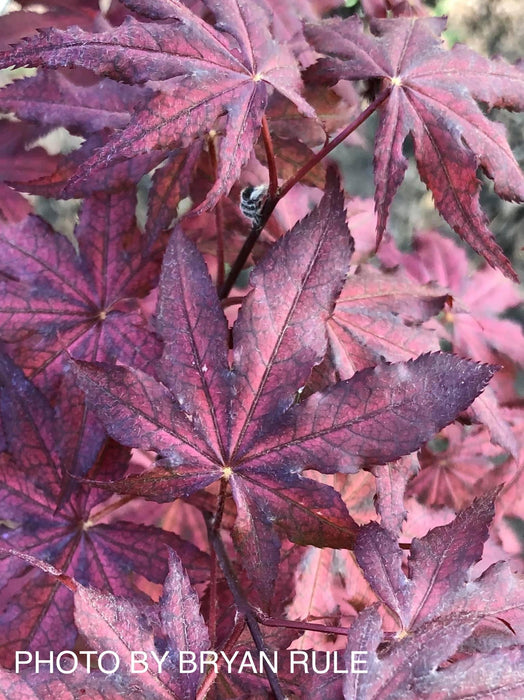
[71, 173, 495, 604]
[0, 0, 315, 210]
[0, 0, 99, 50]
[0, 189, 161, 491]
[379, 229, 523, 457]
[0, 547, 209, 698]
[328, 264, 447, 377]
[408, 423, 504, 510]
[0, 189, 160, 381]
[305, 16, 524, 280]
[0, 353, 209, 669]
[328, 492, 524, 699]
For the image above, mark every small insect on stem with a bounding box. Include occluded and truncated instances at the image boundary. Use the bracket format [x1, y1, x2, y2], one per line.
[239, 184, 268, 228]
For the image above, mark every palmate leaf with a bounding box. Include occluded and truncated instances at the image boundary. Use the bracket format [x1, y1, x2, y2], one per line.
[379, 229, 522, 458]
[0, 0, 100, 50]
[0, 189, 161, 490]
[0, 190, 160, 381]
[72, 550, 210, 700]
[0, 121, 59, 222]
[354, 491, 524, 633]
[0, 71, 151, 135]
[409, 423, 503, 510]
[0, 0, 315, 210]
[328, 264, 447, 378]
[337, 492, 524, 699]
[73, 172, 495, 602]
[0, 548, 208, 700]
[305, 16, 524, 280]
[0, 353, 209, 669]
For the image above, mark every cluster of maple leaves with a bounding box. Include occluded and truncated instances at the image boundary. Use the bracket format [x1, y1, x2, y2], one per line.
[0, 0, 523, 698]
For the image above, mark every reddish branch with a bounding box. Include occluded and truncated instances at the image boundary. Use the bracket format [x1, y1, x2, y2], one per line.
[205, 515, 286, 700]
[219, 87, 391, 298]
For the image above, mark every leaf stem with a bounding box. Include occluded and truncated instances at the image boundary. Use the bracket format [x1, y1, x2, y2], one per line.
[278, 86, 391, 199]
[261, 114, 278, 198]
[220, 295, 245, 309]
[205, 515, 286, 700]
[213, 477, 229, 533]
[88, 494, 136, 525]
[219, 87, 391, 298]
[256, 611, 352, 637]
[207, 476, 228, 644]
[218, 198, 275, 299]
[208, 132, 225, 288]
[208, 549, 219, 647]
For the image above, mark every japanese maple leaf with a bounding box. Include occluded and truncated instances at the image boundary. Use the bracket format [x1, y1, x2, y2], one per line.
[0, 547, 209, 699]
[0, 353, 209, 669]
[340, 493, 524, 699]
[379, 229, 523, 457]
[0, 71, 152, 136]
[360, 0, 428, 19]
[341, 606, 524, 700]
[71, 550, 210, 700]
[380, 230, 524, 372]
[0, 189, 160, 382]
[72, 173, 495, 603]
[0, 0, 315, 210]
[11, 131, 166, 201]
[0, 665, 115, 700]
[0, 0, 100, 50]
[408, 423, 503, 510]
[0, 188, 162, 490]
[0, 120, 59, 223]
[354, 491, 524, 634]
[328, 264, 447, 378]
[305, 16, 524, 280]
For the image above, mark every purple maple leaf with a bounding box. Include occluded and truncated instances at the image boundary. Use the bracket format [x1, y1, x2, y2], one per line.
[336, 492, 524, 698]
[328, 264, 447, 377]
[71, 172, 495, 605]
[0, 188, 162, 488]
[0, 189, 160, 381]
[41, 550, 209, 700]
[0, 0, 315, 210]
[0, 353, 209, 668]
[305, 16, 524, 280]
[354, 491, 524, 632]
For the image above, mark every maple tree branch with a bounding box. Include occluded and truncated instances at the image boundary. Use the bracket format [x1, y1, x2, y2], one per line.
[218, 196, 277, 298]
[219, 87, 391, 299]
[256, 612, 352, 637]
[205, 515, 286, 700]
[278, 86, 391, 199]
[212, 477, 229, 532]
[261, 114, 278, 198]
[208, 548, 219, 647]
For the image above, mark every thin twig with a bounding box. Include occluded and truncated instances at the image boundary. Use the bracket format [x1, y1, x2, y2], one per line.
[261, 114, 278, 198]
[205, 515, 286, 700]
[219, 87, 391, 298]
[220, 295, 245, 309]
[208, 132, 225, 288]
[278, 86, 391, 200]
[256, 612, 352, 637]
